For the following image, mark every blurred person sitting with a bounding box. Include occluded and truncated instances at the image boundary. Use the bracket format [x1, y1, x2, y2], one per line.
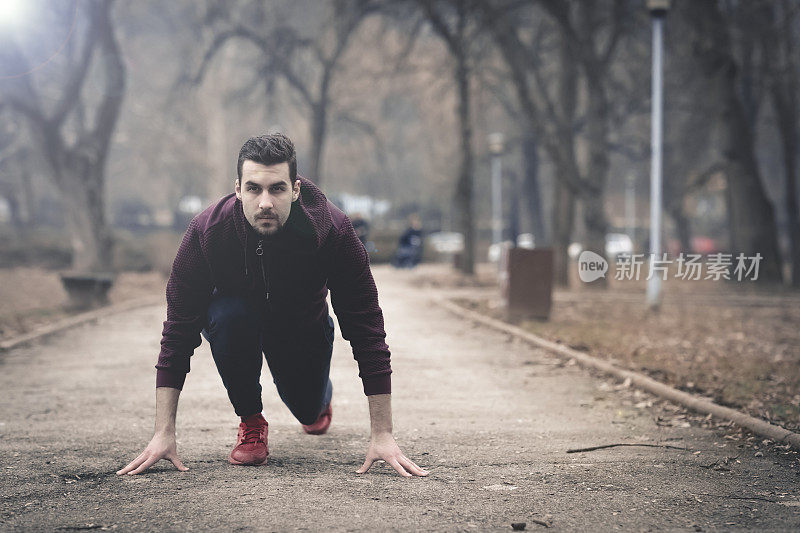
[392, 213, 423, 269]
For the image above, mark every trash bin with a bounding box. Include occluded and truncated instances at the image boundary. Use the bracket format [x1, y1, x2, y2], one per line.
[502, 247, 554, 320]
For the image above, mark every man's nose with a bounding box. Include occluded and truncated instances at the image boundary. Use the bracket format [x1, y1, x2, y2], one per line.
[258, 193, 273, 209]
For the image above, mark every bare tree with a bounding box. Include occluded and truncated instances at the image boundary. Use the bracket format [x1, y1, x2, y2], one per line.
[539, 0, 629, 286]
[0, 118, 25, 227]
[193, 0, 374, 185]
[478, 1, 583, 285]
[661, 8, 726, 255]
[0, 0, 125, 273]
[761, 0, 800, 286]
[471, 51, 549, 250]
[416, 0, 479, 275]
[683, 0, 783, 283]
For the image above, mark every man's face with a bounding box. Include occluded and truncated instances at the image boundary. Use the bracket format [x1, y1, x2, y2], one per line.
[235, 160, 300, 238]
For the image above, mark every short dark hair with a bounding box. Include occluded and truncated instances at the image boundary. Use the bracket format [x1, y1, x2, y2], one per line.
[237, 133, 297, 183]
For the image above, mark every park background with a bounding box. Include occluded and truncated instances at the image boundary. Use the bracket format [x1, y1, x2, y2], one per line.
[1, 0, 799, 467]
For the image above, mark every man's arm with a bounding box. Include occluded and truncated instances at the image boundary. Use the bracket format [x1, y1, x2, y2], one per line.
[116, 387, 188, 475]
[118, 215, 212, 475]
[326, 215, 392, 395]
[156, 216, 214, 388]
[356, 393, 428, 478]
[326, 214, 426, 477]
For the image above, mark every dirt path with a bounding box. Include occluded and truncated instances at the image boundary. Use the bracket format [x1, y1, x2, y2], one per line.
[1, 265, 799, 531]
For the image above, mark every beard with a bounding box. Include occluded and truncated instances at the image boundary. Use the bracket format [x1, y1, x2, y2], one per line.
[254, 225, 286, 239]
[250, 214, 287, 239]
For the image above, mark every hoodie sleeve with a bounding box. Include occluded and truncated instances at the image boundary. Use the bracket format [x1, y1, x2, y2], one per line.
[155, 216, 214, 389]
[327, 216, 392, 396]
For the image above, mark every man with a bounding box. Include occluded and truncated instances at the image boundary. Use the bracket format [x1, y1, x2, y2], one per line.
[118, 134, 427, 478]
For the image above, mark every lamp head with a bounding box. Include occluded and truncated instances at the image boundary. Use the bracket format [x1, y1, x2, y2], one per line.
[646, 0, 670, 16]
[488, 132, 505, 156]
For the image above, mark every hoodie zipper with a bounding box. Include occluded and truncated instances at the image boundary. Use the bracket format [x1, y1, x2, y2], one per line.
[255, 239, 271, 305]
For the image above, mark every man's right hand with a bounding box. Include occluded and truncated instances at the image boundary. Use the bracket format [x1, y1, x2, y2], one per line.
[116, 432, 188, 475]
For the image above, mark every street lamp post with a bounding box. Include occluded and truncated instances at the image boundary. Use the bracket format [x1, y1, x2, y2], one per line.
[646, 0, 669, 310]
[488, 132, 505, 249]
[625, 173, 636, 245]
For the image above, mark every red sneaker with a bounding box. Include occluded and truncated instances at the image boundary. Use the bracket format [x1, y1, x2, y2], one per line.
[229, 413, 269, 465]
[302, 403, 332, 435]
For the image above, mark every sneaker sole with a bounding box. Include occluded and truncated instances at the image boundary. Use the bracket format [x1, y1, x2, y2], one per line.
[302, 424, 330, 435]
[228, 454, 268, 466]
[302, 404, 333, 435]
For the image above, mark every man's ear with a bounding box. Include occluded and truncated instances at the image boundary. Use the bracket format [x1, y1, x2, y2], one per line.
[235, 178, 242, 200]
[292, 178, 301, 202]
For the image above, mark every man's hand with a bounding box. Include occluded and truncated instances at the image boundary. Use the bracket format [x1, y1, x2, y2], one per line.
[357, 393, 428, 478]
[117, 386, 187, 476]
[116, 432, 188, 475]
[357, 432, 428, 477]
[117, 432, 188, 475]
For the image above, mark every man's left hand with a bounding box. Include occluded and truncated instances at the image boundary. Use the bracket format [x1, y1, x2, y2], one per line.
[356, 432, 428, 477]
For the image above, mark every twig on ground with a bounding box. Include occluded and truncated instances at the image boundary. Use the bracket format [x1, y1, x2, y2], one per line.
[700, 493, 778, 504]
[566, 443, 690, 453]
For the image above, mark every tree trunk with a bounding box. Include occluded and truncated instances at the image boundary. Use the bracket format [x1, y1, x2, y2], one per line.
[777, 107, 800, 285]
[455, 47, 475, 275]
[308, 101, 327, 184]
[15, 169, 33, 227]
[551, 33, 580, 287]
[667, 202, 692, 254]
[581, 73, 611, 287]
[770, 51, 800, 286]
[205, 87, 229, 202]
[62, 170, 114, 272]
[582, 193, 608, 254]
[416, 1, 475, 274]
[552, 179, 575, 287]
[687, 0, 783, 283]
[507, 170, 520, 245]
[765, 0, 800, 286]
[724, 110, 782, 282]
[720, 94, 783, 283]
[521, 132, 546, 246]
[43, 141, 113, 273]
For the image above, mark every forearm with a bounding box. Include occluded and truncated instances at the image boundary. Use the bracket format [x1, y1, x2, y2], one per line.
[367, 393, 392, 435]
[117, 387, 185, 475]
[154, 386, 181, 435]
[358, 393, 428, 477]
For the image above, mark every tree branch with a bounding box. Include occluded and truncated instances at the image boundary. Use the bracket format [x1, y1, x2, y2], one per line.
[418, 0, 459, 55]
[89, 0, 126, 163]
[50, 5, 100, 127]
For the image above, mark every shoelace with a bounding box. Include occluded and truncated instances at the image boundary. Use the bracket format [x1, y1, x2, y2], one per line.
[240, 423, 265, 444]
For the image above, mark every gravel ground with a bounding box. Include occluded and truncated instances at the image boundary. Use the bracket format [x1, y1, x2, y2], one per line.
[1, 265, 799, 531]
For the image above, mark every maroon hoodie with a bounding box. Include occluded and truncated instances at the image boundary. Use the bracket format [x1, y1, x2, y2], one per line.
[155, 177, 391, 395]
